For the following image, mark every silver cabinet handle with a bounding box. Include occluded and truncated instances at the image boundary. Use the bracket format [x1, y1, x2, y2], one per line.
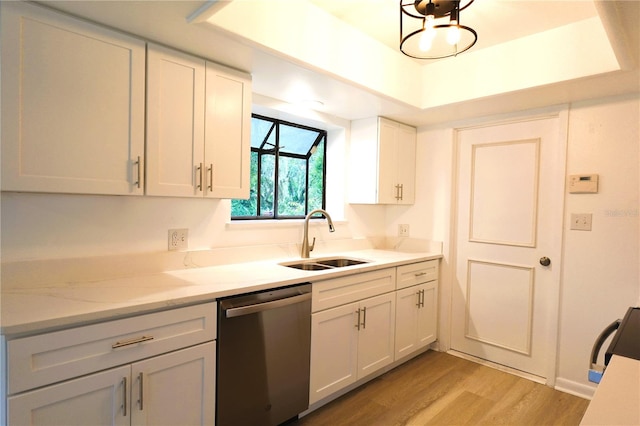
[355, 308, 361, 330]
[420, 289, 425, 308]
[134, 156, 141, 189]
[361, 306, 367, 329]
[395, 184, 401, 200]
[399, 183, 404, 201]
[112, 335, 154, 349]
[138, 372, 144, 410]
[416, 291, 421, 307]
[196, 163, 204, 191]
[207, 163, 213, 191]
[122, 376, 128, 416]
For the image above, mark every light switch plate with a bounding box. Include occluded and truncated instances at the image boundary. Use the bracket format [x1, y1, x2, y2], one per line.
[570, 214, 592, 231]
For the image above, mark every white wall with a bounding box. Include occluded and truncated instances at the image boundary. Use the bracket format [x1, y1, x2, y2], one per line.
[556, 94, 639, 395]
[404, 94, 640, 396]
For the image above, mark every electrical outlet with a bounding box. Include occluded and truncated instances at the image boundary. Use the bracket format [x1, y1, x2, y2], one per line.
[398, 224, 410, 237]
[168, 228, 188, 251]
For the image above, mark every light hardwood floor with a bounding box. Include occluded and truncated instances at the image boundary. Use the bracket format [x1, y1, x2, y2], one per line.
[299, 350, 589, 426]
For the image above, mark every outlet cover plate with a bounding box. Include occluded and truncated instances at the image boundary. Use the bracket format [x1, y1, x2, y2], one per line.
[168, 229, 188, 251]
[570, 214, 592, 231]
[398, 224, 410, 237]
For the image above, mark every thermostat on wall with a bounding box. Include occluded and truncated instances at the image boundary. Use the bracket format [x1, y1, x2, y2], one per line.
[569, 174, 599, 194]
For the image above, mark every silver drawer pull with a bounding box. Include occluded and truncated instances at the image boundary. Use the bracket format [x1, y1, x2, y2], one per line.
[414, 272, 427, 277]
[112, 335, 154, 349]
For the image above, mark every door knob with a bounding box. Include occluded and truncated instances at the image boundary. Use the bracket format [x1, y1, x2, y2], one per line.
[539, 257, 551, 266]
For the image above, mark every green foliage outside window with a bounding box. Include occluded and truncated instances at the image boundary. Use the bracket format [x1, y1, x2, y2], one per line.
[231, 115, 326, 219]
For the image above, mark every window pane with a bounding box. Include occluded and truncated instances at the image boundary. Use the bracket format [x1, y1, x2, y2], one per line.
[308, 139, 325, 211]
[279, 123, 320, 156]
[260, 153, 275, 216]
[251, 117, 274, 149]
[278, 155, 306, 216]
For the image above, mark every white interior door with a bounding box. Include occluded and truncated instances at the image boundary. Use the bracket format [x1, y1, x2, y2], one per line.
[451, 114, 566, 381]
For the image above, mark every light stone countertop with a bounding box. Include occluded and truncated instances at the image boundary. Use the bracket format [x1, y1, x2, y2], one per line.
[1, 248, 441, 337]
[580, 355, 640, 425]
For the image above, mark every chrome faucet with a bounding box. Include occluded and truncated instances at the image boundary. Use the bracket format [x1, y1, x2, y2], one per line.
[301, 209, 335, 258]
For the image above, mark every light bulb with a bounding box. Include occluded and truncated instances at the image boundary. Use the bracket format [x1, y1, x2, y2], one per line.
[420, 15, 436, 51]
[447, 25, 461, 45]
[419, 31, 433, 51]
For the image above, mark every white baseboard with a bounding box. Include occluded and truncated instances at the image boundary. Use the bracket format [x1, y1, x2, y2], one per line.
[554, 377, 596, 400]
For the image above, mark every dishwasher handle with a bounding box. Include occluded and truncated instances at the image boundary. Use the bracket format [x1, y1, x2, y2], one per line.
[224, 292, 311, 318]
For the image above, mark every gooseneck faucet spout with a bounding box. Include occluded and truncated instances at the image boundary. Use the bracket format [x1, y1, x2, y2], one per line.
[301, 209, 335, 258]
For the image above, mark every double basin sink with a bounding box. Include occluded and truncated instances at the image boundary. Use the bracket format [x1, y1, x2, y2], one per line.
[280, 256, 369, 271]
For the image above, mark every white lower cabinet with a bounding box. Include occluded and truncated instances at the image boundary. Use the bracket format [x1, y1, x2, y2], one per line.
[131, 342, 215, 426]
[309, 260, 439, 406]
[395, 282, 438, 359]
[310, 289, 395, 405]
[5, 303, 217, 426]
[8, 365, 131, 426]
[8, 342, 215, 426]
[394, 260, 439, 360]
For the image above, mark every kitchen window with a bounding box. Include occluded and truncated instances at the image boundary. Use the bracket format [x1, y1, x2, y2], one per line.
[231, 114, 327, 220]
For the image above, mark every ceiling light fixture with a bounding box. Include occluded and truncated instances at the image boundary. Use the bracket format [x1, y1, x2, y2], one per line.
[400, 0, 477, 59]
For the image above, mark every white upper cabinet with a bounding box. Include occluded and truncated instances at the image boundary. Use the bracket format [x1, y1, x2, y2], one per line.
[145, 46, 251, 199]
[204, 62, 252, 199]
[1, 1, 146, 195]
[146, 44, 206, 197]
[349, 117, 417, 204]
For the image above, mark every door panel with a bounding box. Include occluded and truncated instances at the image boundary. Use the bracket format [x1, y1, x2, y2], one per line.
[470, 140, 539, 246]
[452, 115, 566, 380]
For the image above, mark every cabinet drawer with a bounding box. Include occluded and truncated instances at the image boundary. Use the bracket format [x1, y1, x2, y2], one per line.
[7, 302, 216, 395]
[396, 260, 438, 290]
[312, 268, 396, 312]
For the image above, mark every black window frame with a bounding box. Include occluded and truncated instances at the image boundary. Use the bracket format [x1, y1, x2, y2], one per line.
[231, 114, 328, 220]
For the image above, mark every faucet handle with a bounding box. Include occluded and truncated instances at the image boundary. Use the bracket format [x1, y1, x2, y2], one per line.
[309, 237, 316, 252]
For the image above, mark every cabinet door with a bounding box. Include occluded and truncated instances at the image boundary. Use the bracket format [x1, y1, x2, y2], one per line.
[357, 292, 396, 379]
[204, 62, 251, 199]
[130, 342, 215, 426]
[416, 281, 438, 348]
[8, 365, 130, 426]
[396, 123, 417, 204]
[395, 285, 421, 359]
[309, 303, 359, 405]
[1, 2, 145, 195]
[376, 119, 399, 204]
[146, 44, 205, 197]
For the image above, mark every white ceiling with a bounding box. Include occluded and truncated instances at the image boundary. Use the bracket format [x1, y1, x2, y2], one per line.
[309, 0, 598, 55]
[42, 0, 640, 128]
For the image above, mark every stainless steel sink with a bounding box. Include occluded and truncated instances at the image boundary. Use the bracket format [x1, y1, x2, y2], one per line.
[315, 258, 368, 267]
[280, 257, 369, 271]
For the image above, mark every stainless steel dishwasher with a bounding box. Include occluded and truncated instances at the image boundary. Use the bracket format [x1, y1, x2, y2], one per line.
[217, 283, 312, 426]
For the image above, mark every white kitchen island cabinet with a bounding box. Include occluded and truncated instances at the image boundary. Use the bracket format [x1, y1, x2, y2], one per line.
[395, 261, 439, 359]
[1, 1, 146, 196]
[309, 269, 396, 405]
[349, 117, 417, 205]
[5, 303, 216, 426]
[146, 43, 252, 199]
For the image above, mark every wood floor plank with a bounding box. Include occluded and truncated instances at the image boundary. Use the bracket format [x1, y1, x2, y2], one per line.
[299, 351, 589, 426]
